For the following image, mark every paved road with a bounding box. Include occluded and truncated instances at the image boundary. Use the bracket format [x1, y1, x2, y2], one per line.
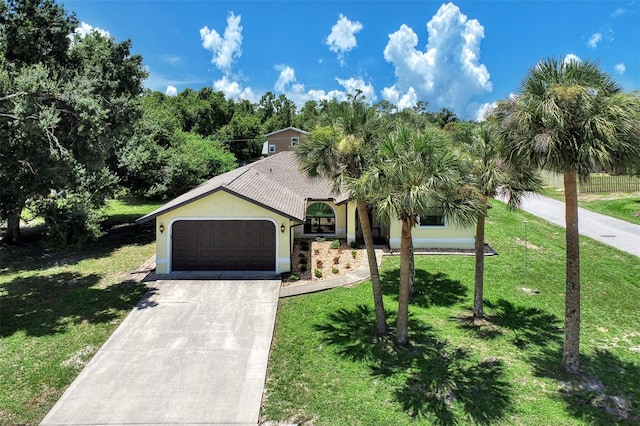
[41, 279, 281, 425]
[500, 193, 640, 258]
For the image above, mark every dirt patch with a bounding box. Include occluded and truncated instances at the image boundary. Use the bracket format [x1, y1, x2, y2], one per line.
[284, 238, 364, 285]
[514, 237, 543, 251]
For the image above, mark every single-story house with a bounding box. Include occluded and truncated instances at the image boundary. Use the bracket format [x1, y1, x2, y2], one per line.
[137, 151, 475, 275]
[261, 126, 309, 156]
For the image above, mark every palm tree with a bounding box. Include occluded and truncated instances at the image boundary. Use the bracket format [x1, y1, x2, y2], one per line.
[499, 58, 640, 374]
[458, 121, 541, 321]
[295, 98, 388, 335]
[370, 126, 478, 345]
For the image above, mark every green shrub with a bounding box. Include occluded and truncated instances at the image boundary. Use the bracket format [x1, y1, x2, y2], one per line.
[289, 274, 300, 282]
[32, 191, 104, 247]
[314, 269, 323, 278]
[351, 250, 357, 259]
[331, 267, 339, 274]
[330, 239, 341, 249]
[315, 237, 326, 242]
[346, 262, 352, 269]
[349, 240, 359, 249]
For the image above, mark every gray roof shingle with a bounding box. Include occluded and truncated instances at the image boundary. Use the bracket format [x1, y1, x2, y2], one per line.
[137, 151, 348, 223]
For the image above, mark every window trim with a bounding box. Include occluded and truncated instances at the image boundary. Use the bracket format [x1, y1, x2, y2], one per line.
[304, 201, 336, 235]
[268, 144, 276, 153]
[290, 136, 300, 147]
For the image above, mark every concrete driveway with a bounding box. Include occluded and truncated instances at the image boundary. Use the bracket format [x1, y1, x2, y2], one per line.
[41, 279, 281, 425]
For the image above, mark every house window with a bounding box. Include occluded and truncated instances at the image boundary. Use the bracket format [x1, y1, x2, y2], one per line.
[304, 202, 335, 234]
[268, 144, 276, 153]
[290, 136, 300, 147]
[419, 211, 445, 227]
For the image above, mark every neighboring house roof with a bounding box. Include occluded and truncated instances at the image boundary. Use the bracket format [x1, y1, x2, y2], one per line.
[137, 151, 348, 224]
[264, 126, 309, 137]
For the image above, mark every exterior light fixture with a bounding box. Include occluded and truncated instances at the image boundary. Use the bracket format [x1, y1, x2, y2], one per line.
[280, 224, 286, 233]
[159, 223, 165, 234]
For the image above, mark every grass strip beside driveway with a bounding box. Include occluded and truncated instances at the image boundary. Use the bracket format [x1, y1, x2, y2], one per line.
[0, 200, 158, 425]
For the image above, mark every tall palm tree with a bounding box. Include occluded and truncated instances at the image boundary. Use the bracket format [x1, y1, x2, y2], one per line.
[370, 126, 478, 345]
[295, 98, 388, 335]
[499, 58, 640, 374]
[458, 121, 541, 320]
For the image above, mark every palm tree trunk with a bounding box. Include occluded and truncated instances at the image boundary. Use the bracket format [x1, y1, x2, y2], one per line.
[473, 198, 488, 320]
[562, 171, 581, 375]
[395, 219, 412, 345]
[357, 199, 387, 335]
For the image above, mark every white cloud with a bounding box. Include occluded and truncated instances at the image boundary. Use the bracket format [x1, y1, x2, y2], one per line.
[200, 12, 243, 74]
[326, 14, 363, 66]
[473, 102, 496, 122]
[165, 85, 178, 96]
[587, 32, 602, 48]
[304, 77, 376, 104]
[615, 62, 626, 75]
[611, 8, 627, 18]
[563, 53, 582, 64]
[381, 85, 417, 110]
[274, 65, 297, 92]
[382, 3, 492, 119]
[212, 76, 257, 103]
[74, 21, 111, 39]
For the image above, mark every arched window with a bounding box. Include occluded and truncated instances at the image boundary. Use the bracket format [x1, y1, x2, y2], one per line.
[304, 202, 335, 234]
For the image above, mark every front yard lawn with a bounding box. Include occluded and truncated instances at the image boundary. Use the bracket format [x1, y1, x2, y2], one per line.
[262, 200, 640, 425]
[0, 199, 160, 424]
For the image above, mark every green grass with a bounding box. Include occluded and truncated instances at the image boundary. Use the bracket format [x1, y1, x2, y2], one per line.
[262, 200, 640, 425]
[539, 187, 640, 225]
[0, 199, 158, 424]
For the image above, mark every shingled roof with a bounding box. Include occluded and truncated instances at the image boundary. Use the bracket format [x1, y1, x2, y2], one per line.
[136, 151, 349, 224]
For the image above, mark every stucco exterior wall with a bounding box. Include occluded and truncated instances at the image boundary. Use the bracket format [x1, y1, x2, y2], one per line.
[154, 190, 293, 274]
[388, 220, 475, 250]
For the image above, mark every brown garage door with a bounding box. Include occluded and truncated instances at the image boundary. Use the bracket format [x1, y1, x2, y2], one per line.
[171, 220, 276, 271]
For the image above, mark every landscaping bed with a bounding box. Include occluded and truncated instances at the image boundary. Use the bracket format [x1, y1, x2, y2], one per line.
[284, 238, 364, 285]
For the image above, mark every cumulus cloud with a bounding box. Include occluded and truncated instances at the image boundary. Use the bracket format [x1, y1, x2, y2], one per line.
[326, 14, 363, 66]
[74, 21, 111, 39]
[274, 65, 297, 92]
[382, 3, 492, 118]
[200, 12, 243, 74]
[563, 53, 582, 64]
[473, 102, 496, 122]
[213, 76, 257, 102]
[587, 32, 602, 48]
[305, 77, 376, 104]
[615, 62, 626, 75]
[165, 85, 178, 96]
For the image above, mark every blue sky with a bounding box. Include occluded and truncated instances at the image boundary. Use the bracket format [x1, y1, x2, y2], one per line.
[65, 1, 639, 119]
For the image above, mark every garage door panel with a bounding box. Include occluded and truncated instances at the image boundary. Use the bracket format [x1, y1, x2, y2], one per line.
[172, 220, 275, 271]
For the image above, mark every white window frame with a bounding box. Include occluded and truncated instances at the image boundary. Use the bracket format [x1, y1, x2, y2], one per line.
[290, 136, 300, 147]
[268, 144, 276, 153]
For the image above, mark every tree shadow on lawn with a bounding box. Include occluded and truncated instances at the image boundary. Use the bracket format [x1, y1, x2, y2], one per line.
[456, 299, 563, 349]
[381, 268, 467, 308]
[315, 304, 512, 425]
[0, 222, 155, 275]
[0, 272, 148, 337]
[530, 347, 639, 425]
